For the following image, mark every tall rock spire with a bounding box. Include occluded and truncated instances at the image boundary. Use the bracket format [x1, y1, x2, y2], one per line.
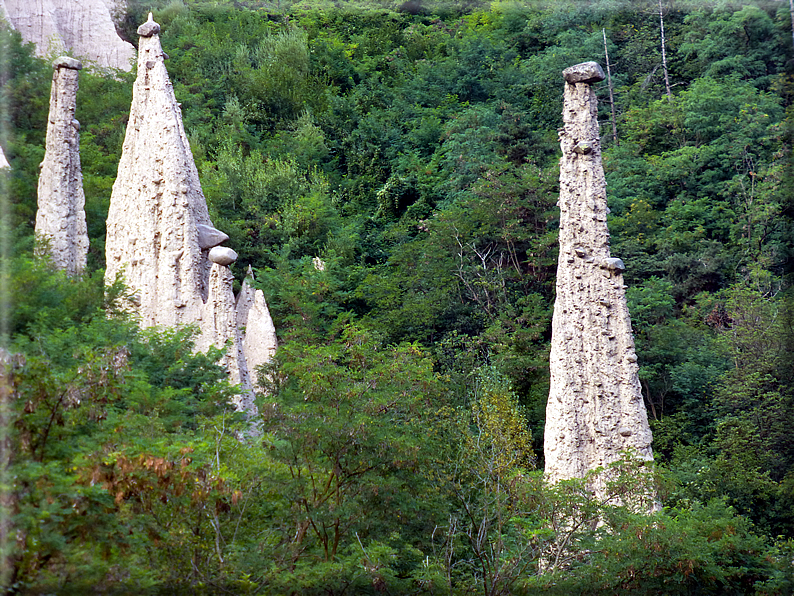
[544, 62, 654, 500]
[105, 13, 227, 328]
[105, 15, 277, 416]
[35, 56, 88, 277]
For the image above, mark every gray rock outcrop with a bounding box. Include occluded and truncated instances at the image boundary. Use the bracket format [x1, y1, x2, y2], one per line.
[35, 56, 88, 277]
[544, 62, 654, 501]
[105, 15, 277, 415]
[0, 0, 135, 71]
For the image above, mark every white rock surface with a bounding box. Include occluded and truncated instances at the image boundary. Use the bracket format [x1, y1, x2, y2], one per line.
[0, 0, 135, 71]
[236, 268, 278, 391]
[0, 145, 9, 169]
[544, 62, 654, 501]
[35, 56, 88, 277]
[197, 263, 255, 413]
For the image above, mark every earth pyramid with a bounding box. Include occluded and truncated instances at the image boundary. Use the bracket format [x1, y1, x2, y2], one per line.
[35, 56, 88, 277]
[105, 14, 276, 414]
[543, 62, 655, 502]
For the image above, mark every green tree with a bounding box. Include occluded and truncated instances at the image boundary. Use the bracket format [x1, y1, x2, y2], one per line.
[256, 321, 454, 592]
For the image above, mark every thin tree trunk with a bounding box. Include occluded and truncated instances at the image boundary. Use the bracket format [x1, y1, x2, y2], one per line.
[659, 0, 672, 100]
[602, 28, 619, 146]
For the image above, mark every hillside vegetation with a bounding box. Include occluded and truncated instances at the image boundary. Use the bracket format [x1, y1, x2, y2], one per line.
[3, 0, 794, 593]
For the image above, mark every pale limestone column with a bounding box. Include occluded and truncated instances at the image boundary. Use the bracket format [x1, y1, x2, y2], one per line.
[105, 14, 227, 328]
[105, 15, 279, 418]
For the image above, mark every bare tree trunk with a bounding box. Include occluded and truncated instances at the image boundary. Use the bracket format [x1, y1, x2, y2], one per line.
[602, 28, 619, 146]
[659, 0, 672, 100]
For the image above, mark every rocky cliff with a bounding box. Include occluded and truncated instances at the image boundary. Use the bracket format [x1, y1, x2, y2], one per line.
[544, 62, 654, 501]
[35, 56, 88, 277]
[0, 0, 135, 71]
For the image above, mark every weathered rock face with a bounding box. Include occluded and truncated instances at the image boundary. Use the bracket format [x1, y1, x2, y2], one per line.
[197, 262, 256, 412]
[0, 0, 135, 71]
[544, 62, 654, 499]
[106, 15, 276, 416]
[35, 56, 88, 277]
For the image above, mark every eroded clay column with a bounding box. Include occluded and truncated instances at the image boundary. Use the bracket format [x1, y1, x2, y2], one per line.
[543, 62, 654, 501]
[236, 266, 278, 392]
[104, 14, 278, 418]
[105, 14, 227, 328]
[35, 56, 88, 276]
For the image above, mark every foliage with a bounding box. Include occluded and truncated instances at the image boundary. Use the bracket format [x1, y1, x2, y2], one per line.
[6, 260, 243, 591]
[251, 321, 455, 592]
[542, 498, 791, 596]
[7, 0, 794, 591]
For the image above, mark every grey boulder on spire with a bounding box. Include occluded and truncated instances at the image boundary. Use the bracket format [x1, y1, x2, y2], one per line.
[562, 61, 605, 85]
[137, 12, 161, 37]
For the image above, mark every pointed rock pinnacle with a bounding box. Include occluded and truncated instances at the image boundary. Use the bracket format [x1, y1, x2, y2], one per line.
[544, 62, 654, 502]
[105, 15, 215, 329]
[105, 15, 277, 419]
[236, 271, 278, 391]
[35, 56, 88, 276]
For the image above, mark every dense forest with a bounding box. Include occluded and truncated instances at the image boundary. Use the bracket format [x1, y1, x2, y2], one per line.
[3, 0, 794, 593]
